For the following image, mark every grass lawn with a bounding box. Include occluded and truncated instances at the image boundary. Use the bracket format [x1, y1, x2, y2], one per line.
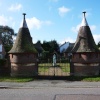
[68, 76, 100, 82]
[82, 76, 100, 82]
[38, 63, 70, 73]
[38, 63, 52, 72]
[0, 76, 34, 82]
[58, 63, 70, 72]
[0, 76, 100, 82]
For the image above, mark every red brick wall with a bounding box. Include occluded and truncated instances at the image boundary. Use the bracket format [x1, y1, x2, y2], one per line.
[9, 53, 38, 77]
[72, 52, 100, 63]
[9, 53, 37, 63]
[11, 63, 38, 76]
[70, 52, 100, 76]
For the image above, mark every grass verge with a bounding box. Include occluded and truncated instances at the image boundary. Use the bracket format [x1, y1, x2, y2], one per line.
[0, 76, 34, 82]
[0, 76, 100, 82]
[68, 76, 100, 82]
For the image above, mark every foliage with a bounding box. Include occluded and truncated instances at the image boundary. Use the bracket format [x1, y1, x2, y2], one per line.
[49, 40, 59, 53]
[57, 57, 69, 63]
[0, 25, 17, 48]
[0, 59, 6, 66]
[37, 40, 60, 60]
[41, 41, 51, 52]
[97, 41, 100, 50]
[41, 40, 59, 54]
[4, 45, 12, 52]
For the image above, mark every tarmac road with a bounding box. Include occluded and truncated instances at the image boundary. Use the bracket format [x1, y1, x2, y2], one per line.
[0, 80, 100, 100]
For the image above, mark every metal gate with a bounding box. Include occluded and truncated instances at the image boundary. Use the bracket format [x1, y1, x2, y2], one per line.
[38, 58, 70, 77]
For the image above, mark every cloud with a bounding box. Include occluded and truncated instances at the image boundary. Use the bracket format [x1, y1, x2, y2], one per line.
[60, 33, 100, 45]
[93, 34, 100, 44]
[0, 15, 8, 25]
[58, 6, 70, 17]
[8, 3, 22, 11]
[26, 17, 42, 30]
[71, 24, 81, 33]
[60, 37, 75, 44]
[20, 17, 53, 30]
[90, 25, 96, 31]
[0, 15, 15, 28]
[71, 24, 96, 33]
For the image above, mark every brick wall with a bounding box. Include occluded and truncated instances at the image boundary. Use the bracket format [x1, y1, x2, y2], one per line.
[9, 53, 38, 77]
[70, 52, 100, 76]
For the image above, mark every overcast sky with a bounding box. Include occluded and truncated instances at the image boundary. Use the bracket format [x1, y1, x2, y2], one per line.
[0, 0, 100, 44]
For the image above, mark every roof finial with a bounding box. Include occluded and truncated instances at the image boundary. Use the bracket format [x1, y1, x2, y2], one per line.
[20, 13, 28, 28]
[83, 11, 86, 17]
[23, 13, 26, 20]
[81, 11, 88, 26]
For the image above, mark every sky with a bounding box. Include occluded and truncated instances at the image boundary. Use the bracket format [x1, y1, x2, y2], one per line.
[0, 0, 100, 44]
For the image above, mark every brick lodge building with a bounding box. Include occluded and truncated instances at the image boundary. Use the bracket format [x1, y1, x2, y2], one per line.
[70, 12, 100, 76]
[9, 13, 38, 77]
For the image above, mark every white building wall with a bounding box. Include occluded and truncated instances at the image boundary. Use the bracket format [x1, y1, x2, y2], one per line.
[59, 42, 69, 53]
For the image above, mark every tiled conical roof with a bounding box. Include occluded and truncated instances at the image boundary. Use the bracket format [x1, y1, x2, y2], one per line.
[71, 12, 98, 52]
[34, 41, 44, 53]
[9, 13, 37, 53]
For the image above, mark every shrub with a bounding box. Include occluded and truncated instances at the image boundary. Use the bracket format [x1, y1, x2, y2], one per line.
[0, 59, 6, 66]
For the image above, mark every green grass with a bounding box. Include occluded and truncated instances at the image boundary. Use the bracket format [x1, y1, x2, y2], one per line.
[38, 63, 70, 73]
[38, 63, 70, 72]
[0, 76, 34, 82]
[0, 76, 100, 82]
[38, 63, 52, 72]
[58, 63, 70, 72]
[82, 76, 100, 82]
[68, 76, 100, 82]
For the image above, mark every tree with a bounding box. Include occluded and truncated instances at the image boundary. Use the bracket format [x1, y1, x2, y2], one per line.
[98, 41, 100, 49]
[41, 40, 59, 54]
[0, 25, 16, 52]
[41, 40, 51, 52]
[49, 40, 59, 53]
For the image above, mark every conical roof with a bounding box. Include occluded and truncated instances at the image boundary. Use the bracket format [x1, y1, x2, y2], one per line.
[71, 12, 98, 52]
[34, 41, 44, 53]
[9, 13, 37, 53]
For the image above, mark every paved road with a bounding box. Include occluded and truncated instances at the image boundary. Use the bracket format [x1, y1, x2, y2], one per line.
[0, 80, 100, 100]
[1, 80, 100, 88]
[0, 87, 100, 100]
